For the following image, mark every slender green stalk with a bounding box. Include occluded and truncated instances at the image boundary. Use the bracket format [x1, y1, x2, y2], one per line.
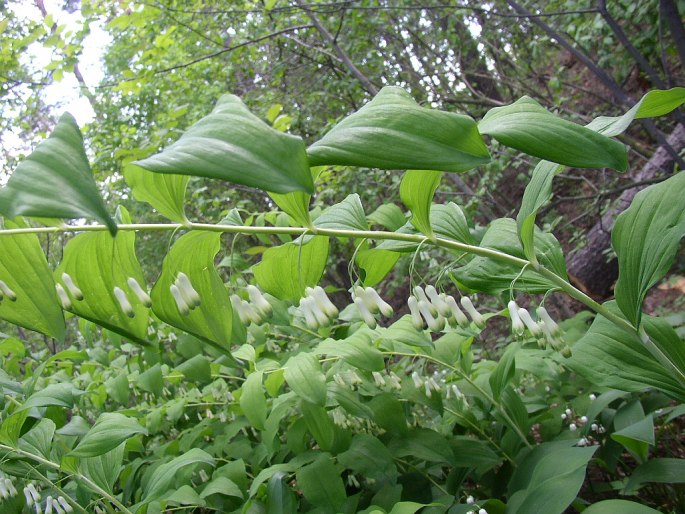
[0, 443, 133, 514]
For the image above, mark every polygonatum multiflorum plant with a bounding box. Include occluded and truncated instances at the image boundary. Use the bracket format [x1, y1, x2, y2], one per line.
[0, 86, 684, 514]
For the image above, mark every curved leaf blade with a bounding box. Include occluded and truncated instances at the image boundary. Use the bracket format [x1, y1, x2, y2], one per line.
[134, 94, 313, 194]
[71, 413, 147, 458]
[284, 352, 327, 406]
[400, 170, 441, 238]
[124, 164, 189, 223]
[582, 500, 662, 514]
[314, 193, 368, 231]
[307, 86, 490, 172]
[479, 96, 627, 170]
[0, 113, 116, 233]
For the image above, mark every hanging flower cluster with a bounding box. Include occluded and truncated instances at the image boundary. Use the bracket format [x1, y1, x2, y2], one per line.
[231, 285, 273, 325]
[170, 272, 201, 316]
[408, 285, 484, 332]
[351, 285, 394, 329]
[508, 301, 570, 356]
[295, 286, 339, 330]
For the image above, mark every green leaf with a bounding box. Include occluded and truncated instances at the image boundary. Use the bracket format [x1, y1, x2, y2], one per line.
[356, 247, 400, 287]
[166, 485, 205, 507]
[55, 208, 150, 345]
[143, 448, 215, 501]
[21, 382, 80, 411]
[18, 418, 55, 460]
[388, 428, 454, 464]
[296, 455, 347, 513]
[200, 476, 243, 499]
[368, 203, 407, 231]
[79, 443, 125, 495]
[105, 373, 130, 404]
[611, 415, 654, 463]
[338, 434, 398, 483]
[0, 113, 116, 233]
[0, 221, 65, 340]
[307, 87, 490, 172]
[124, 164, 189, 223]
[400, 169, 442, 237]
[300, 400, 336, 452]
[136, 363, 163, 396]
[269, 190, 312, 227]
[378, 315, 432, 349]
[134, 94, 313, 194]
[587, 87, 685, 136]
[316, 329, 385, 371]
[479, 96, 627, 170]
[507, 443, 597, 514]
[176, 354, 212, 385]
[314, 193, 368, 231]
[284, 352, 327, 406]
[70, 412, 147, 457]
[612, 171, 685, 327]
[623, 458, 685, 494]
[490, 342, 518, 400]
[567, 303, 685, 401]
[454, 218, 567, 294]
[150, 231, 233, 350]
[253, 236, 329, 302]
[581, 500, 662, 514]
[266, 472, 297, 514]
[240, 371, 268, 430]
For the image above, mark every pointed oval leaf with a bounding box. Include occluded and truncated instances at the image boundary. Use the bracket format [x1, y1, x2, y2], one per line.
[307, 87, 490, 172]
[240, 371, 268, 430]
[367, 203, 407, 231]
[143, 448, 215, 502]
[253, 236, 329, 302]
[314, 193, 368, 231]
[623, 458, 685, 495]
[55, 208, 151, 344]
[582, 500, 661, 514]
[134, 94, 313, 194]
[79, 443, 126, 494]
[479, 96, 627, 170]
[150, 231, 233, 349]
[295, 456, 347, 512]
[0, 221, 65, 340]
[356, 247, 400, 287]
[18, 418, 55, 460]
[400, 170, 441, 237]
[269, 190, 312, 227]
[70, 412, 147, 457]
[284, 352, 327, 406]
[612, 171, 685, 327]
[124, 164, 189, 223]
[0, 113, 116, 233]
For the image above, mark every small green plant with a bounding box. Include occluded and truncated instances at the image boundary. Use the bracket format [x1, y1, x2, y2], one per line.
[0, 86, 684, 513]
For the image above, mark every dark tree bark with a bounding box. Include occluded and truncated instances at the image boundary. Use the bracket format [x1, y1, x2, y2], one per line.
[567, 123, 685, 298]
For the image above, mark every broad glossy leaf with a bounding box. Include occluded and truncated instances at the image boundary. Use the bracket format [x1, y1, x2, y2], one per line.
[176, 354, 212, 385]
[284, 352, 327, 406]
[166, 486, 205, 508]
[356, 247, 400, 286]
[21, 382, 80, 411]
[253, 236, 329, 302]
[611, 415, 654, 462]
[479, 96, 627, 170]
[307, 87, 490, 172]
[0, 113, 116, 233]
[582, 500, 661, 514]
[314, 193, 368, 231]
[79, 443, 125, 494]
[136, 363, 163, 396]
[453, 218, 567, 294]
[70, 412, 147, 457]
[55, 208, 150, 345]
[623, 458, 685, 494]
[315, 329, 385, 371]
[0, 221, 65, 340]
[300, 400, 336, 452]
[517, 88, 685, 261]
[150, 231, 233, 350]
[400, 170, 442, 237]
[124, 164, 189, 223]
[567, 304, 685, 401]
[612, 171, 685, 327]
[18, 418, 55, 460]
[200, 476, 243, 499]
[269, 190, 312, 227]
[338, 434, 397, 483]
[135, 94, 313, 194]
[266, 472, 297, 514]
[143, 448, 215, 501]
[295, 455, 346, 512]
[367, 203, 407, 231]
[240, 371, 267, 430]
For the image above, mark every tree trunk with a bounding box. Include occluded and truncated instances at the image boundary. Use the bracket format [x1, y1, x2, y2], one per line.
[567, 123, 685, 298]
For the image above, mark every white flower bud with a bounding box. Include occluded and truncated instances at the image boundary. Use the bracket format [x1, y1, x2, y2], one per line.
[176, 272, 201, 308]
[354, 297, 377, 329]
[247, 285, 273, 317]
[45, 496, 53, 514]
[4, 479, 16, 497]
[425, 286, 451, 317]
[372, 371, 385, 387]
[127, 277, 152, 307]
[408, 296, 426, 329]
[57, 496, 73, 513]
[0, 480, 8, 499]
[60, 273, 83, 300]
[565, 408, 572, 416]
[299, 297, 321, 330]
[589, 393, 597, 401]
[24, 486, 34, 507]
[52, 498, 65, 514]
[537, 306, 560, 336]
[27, 483, 40, 502]
[466, 495, 475, 504]
[364, 287, 394, 317]
[411, 371, 423, 388]
[479, 509, 488, 514]
[569, 423, 577, 431]
[561, 413, 567, 420]
[113, 287, 135, 318]
[580, 416, 588, 424]
[444, 295, 470, 328]
[309, 286, 338, 318]
[55, 283, 72, 310]
[243, 302, 264, 325]
[418, 300, 445, 332]
[591, 423, 598, 432]
[0, 280, 17, 301]
[230, 294, 250, 324]
[424, 381, 432, 397]
[508, 301, 525, 335]
[517, 307, 542, 336]
[170, 284, 190, 316]
[303, 296, 329, 327]
[461, 297, 485, 329]
[413, 286, 438, 316]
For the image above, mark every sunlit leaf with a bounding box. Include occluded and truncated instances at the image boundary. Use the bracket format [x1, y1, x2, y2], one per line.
[0, 113, 116, 233]
[143, 448, 215, 501]
[135, 94, 313, 194]
[308, 87, 489, 172]
[314, 193, 368, 231]
[124, 164, 189, 223]
[400, 170, 441, 237]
